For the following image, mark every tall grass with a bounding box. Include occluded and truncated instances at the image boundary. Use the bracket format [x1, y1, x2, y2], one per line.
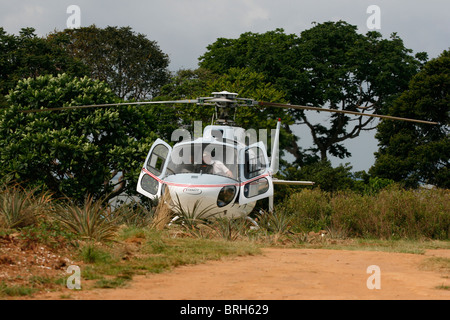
[284, 186, 450, 240]
[150, 192, 175, 230]
[283, 189, 332, 232]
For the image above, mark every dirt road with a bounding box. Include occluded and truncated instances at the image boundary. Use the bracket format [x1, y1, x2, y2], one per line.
[36, 248, 449, 300]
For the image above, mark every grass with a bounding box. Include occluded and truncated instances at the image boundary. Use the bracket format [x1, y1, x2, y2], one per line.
[72, 228, 261, 290]
[316, 238, 450, 254]
[420, 256, 450, 274]
[283, 186, 450, 240]
[420, 256, 450, 291]
[435, 284, 450, 290]
[0, 282, 38, 297]
[0, 183, 449, 297]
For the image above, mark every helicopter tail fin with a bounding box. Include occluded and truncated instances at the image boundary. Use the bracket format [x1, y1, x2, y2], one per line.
[270, 118, 281, 174]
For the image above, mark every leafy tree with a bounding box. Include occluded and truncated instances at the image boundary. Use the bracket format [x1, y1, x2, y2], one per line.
[199, 22, 426, 163]
[0, 74, 179, 203]
[160, 68, 218, 100]
[283, 160, 356, 193]
[0, 27, 87, 106]
[291, 22, 425, 162]
[49, 25, 170, 100]
[370, 50, 450, 188]
[199, 28, 298, 87]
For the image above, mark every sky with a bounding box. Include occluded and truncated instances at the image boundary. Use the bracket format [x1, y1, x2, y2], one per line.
[1, 0, 449, 172]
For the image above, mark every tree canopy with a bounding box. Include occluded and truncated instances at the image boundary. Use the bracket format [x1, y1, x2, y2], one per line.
[49, 25, 171, 100]
[370, 50, 450, 188]
[199, 22, 427, 163]
[0, 74, 180, 202]
[0, 27, 87, 106]
[0, 26, 178, 201]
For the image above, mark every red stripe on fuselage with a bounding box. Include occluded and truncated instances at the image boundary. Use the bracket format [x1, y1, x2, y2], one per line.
[141, 168, 269, 188]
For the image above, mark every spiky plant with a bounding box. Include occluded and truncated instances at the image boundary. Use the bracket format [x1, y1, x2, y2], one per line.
[111, 200, 154, 228]
[0, 185, 52, 229]
[170, 194, 219, 235]
[54, 195, 119, 242]
[257, 207, 293, 235]
[212, 217, 249, 241]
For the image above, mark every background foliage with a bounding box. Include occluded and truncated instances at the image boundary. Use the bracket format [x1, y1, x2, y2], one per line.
[0, 74, 161, 202]
[370, 50, 450, 188]
[49, 25, 171, 101]
[0, 22, 448, 204]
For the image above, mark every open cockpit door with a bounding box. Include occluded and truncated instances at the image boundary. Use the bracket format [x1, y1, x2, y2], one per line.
[239, 142, 274, 205]
[137, 139, 172, 200]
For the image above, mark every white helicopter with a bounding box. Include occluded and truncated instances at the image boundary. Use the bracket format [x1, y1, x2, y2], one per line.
[23, 90, 437, 220]
[136, 91, 314, 219]
[133, 91, 437, 219]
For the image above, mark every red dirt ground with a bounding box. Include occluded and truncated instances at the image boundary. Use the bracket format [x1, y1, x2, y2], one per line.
[32, 247, 449, 300]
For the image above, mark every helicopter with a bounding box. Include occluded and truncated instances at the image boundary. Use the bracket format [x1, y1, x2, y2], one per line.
[22, 90, 437, 220]
[132, 90, 437, 220]
[136, 91, 316, 220]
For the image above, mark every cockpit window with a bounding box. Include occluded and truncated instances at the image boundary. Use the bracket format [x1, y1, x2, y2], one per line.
[244, 146, 267, 179]
[166, 143, 238, 179]
[146, 144, 169, 176]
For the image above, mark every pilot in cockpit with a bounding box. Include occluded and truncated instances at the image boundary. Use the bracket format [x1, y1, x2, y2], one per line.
[202, 151, 233, 178]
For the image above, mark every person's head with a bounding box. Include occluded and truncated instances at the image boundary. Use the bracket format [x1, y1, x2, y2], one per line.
[202, 151, 212, 165]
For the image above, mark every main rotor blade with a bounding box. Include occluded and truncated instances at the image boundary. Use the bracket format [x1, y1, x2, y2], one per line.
[272, 179, 315, 186]
[18, 99, 199, 113]
[258, 101, 438, 125]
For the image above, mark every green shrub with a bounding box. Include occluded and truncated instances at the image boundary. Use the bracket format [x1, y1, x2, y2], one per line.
[372, 187, 449, 239]
[283, 189, 332, 232]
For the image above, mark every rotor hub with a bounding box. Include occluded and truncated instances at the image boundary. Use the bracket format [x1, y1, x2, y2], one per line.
[210, 91, 239, 125]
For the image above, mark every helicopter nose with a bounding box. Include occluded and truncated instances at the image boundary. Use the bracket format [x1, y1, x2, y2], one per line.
[167, 185, 220, 219]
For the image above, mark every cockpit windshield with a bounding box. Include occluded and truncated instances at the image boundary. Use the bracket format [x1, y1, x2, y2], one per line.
[166, 143, 238, 180]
